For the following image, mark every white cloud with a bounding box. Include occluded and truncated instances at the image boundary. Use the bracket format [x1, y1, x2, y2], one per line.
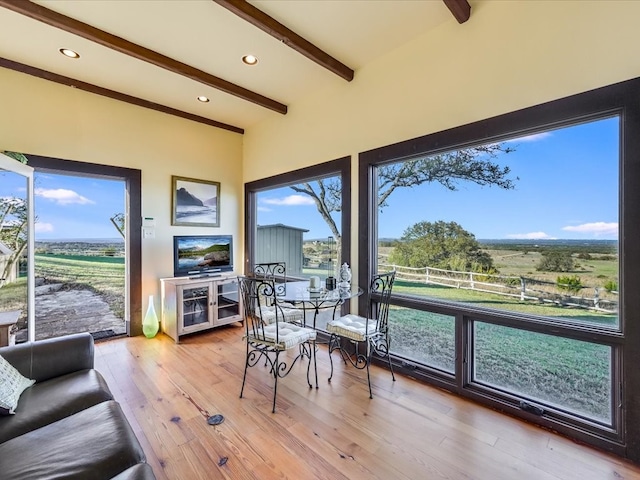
[508, 132, 552, 143]
[35, 222, 54, 233]
[506, 232, 555, 240]
[562, 222, 618, 237]
[35, 188, 94, 205]
[257, 206, 271, 212]
[262, 195, 315, 206]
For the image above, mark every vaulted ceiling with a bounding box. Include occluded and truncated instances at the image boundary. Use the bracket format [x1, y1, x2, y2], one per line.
[0, 0, 471, 134]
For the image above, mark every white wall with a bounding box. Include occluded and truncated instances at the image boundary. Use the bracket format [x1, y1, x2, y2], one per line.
[242, 0, 640, 280]
[0, 67, 243, 309]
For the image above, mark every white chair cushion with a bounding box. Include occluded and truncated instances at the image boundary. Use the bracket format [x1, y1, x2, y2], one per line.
[326, 314, 378, 342]
[250, 322, 316, 350]
[259, 306, 304, 325]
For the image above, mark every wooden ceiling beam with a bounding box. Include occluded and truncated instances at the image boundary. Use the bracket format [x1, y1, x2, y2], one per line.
[214, 0, 354, 82]
[0, 57, 244, 134]
[443, 0, 471, 24]
[0, 0, 287, 114]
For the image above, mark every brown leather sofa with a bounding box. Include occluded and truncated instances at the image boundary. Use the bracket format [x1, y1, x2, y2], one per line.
[0, 333, 156, 479]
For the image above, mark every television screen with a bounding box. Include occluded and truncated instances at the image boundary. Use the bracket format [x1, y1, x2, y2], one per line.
[173, 235, 233, 277]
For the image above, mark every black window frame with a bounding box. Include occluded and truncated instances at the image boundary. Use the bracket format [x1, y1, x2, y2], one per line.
[359, 77, 640, 461]
[244, 156, 351, 282]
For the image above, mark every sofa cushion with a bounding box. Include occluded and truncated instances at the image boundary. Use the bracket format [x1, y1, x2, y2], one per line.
[111, 463, 157, 480]
[0, 333, 95, 383]
[0, 400, 146, 480]
[0, 354, 35, 416]
[0, 368, 113, 443]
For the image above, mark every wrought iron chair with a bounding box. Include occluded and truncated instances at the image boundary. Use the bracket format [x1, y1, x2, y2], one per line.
[238, 275, 318, 413]
[326, 270, 396, 398]
[254, 262, 287, 292]
[253, 262, 304, 325]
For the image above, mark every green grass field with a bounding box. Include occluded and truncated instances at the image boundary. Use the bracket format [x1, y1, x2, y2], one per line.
[378, 244, 617, 422]
[34, 254, 125, 318]
[389, 306, 611, 422]
[0, 277, 28, 317]
[486, 249, 618, 288]
[0, 254, 126, 326]
[380, 242, 619, 327]
[393, 279, 617, 326]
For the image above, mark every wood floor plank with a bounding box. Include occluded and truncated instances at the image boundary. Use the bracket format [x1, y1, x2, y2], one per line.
[94, 329, 640, 479]
[440, 435, 561, 480]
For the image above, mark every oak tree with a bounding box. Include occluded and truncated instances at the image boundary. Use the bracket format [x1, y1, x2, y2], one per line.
[290, 144, 516, 256]
[388, 220, 495, 272]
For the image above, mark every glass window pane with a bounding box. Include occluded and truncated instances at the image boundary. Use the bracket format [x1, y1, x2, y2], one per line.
[389, 306, 455, 373]
[473, 322, 612, 424]
[377, 116, 619, 329]
[256, 177, 341, 280]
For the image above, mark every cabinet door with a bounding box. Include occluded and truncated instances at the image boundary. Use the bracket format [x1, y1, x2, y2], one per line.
[178, 282, 213, 334]
[215, 278, 241, 324]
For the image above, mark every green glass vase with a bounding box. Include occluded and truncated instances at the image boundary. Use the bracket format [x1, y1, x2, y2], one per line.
[143, 294, 159, 339]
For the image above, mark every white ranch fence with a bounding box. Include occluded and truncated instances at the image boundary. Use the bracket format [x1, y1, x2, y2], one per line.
[379, 262, 618, 314]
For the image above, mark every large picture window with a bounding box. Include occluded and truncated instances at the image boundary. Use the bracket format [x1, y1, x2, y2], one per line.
[245, 157, 351, 330]
[359, 78, 640, 459]
[378, 117, 619, 329]
[255, 174, 342, 281]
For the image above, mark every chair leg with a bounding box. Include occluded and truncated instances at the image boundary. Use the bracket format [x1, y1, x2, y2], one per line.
[366, 342, 374, 399]
[312, 340, 318, 388]
[366, 337, 396, 398]
[240, 343, 250, 399]
[272, 350, 280, 413]
[386, 342, 396, 382]
[314, 341, 319, 388]
[299, 341, 311, 359]
[327, 334, 337, 383]
[306, 342, 312, 388]
[366, 360, 373, 399]
[306, 340, 319, 389]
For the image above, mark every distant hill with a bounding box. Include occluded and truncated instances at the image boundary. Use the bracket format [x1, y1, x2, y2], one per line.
[36, 238, 124, 243]
[479, 239, 617, 254]
[478, 239, 616, 247]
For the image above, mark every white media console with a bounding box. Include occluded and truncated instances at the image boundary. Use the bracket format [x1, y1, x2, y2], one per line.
[160, 272, 242, 343]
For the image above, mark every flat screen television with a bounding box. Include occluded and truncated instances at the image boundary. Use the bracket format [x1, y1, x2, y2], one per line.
[173, 235, 234, 277]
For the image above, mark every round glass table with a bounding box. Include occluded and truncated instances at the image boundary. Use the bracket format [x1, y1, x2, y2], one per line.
[276, 281, 363, 329]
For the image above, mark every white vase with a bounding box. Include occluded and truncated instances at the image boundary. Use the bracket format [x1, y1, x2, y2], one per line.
[339, 262, 352, 285]
[143, 294, 159, 339]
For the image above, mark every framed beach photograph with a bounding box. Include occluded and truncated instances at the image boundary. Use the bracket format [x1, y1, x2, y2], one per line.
[171, 176, 220, 227]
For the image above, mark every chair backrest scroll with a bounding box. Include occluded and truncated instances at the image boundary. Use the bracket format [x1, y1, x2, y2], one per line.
[368, 270, 396, 335]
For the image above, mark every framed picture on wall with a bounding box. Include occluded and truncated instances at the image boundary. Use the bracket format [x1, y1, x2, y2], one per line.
[171, 176, 220, 227]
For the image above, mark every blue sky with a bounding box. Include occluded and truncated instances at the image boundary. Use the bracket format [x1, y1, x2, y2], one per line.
[258, 116, 619, 241]
[1, 171, 124, 240]
[34, 173, 125, 240]
[2, 116, 618, 242]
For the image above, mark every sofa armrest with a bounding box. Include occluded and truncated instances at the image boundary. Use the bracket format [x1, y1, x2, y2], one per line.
[0, 333, 94, 382]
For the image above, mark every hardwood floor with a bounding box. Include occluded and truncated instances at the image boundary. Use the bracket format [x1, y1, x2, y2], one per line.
[94, 325, 640, 480]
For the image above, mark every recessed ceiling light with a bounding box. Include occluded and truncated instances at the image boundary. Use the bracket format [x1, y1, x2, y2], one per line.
[197, 96, 210, 103]
[59, 48, 80, 59]
[242, 55, 258, 66]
